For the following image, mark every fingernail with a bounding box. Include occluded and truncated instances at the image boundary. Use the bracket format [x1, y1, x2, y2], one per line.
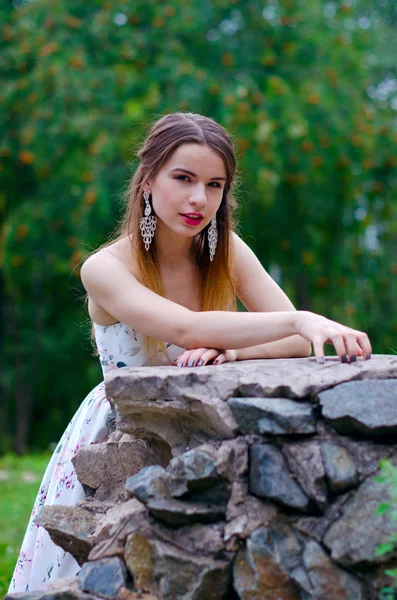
[317, 356, 325, 364]
[341, 355, 348, 363]
[365, 353, 371, 360]
[349, 355, 356, 363]
[198, 359, 204, 366]
[213, 359, 219, 365]
[188, 359, 194, 367]
[177, 361, 183, 367]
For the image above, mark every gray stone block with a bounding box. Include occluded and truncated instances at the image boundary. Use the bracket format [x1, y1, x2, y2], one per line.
[77, 557, 127, 599]
[228, 397, 316, 435]
[320, 440, 358, 493]
[318, 379, 397, 437]
[249, 444, 311, 512]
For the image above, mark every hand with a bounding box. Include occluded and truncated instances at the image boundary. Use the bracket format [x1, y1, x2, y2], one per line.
[294, 311, 372, 363]
[172, 347, 238, 367]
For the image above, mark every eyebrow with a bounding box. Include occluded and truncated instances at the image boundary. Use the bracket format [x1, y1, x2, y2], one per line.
[171, 168, 226, 181]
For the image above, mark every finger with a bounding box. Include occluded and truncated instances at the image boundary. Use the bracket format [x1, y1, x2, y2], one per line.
[175, 349, 195, 367]
[197, 348, 220, 366]
[355, 331, 372, 359]
[312, 334, 326, 363]
[344, 334, 361, 362]
[187, 348, 212, 367]
[214, 350, 237, 365]
[214, 352, 226, 365]
[330, 333, 349, 361]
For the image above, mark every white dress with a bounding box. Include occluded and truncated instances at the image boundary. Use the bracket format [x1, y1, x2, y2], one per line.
[9, 322, 184, 592]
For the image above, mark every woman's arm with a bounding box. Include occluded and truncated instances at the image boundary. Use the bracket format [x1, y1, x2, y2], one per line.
[81, 252, 299, 349]
[81, 251, 371, 361]
[231, 233, 311, 358]
[236, 335, 311, 360]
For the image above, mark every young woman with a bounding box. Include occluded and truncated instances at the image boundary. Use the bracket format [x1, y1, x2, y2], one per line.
[9, 112, 371, 592]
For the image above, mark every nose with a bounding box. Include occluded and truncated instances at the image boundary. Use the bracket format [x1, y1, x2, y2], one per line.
[188, 183, 207, 209]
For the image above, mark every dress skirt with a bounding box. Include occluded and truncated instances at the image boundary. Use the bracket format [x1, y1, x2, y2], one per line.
[8, 381, 111, 592]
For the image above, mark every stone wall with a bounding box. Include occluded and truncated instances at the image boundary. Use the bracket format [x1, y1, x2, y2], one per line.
[8, 355, 397, 600]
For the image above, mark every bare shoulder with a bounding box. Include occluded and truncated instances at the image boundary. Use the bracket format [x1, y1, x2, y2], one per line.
[81, 238, 134, 285]
[230, 231, 256, 268]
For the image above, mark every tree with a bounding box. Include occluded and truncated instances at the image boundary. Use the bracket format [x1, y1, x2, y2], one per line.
[1, 0, 396, 452]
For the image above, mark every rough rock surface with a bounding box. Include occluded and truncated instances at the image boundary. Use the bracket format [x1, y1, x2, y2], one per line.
[318, 379, 397, 437]
[283, 440, 328, 509]
[106, 356, 397, 455]
[35, 505, 99, 566]
[249, 443, 310, 512]
[72, 436, 162, 502]
[228, 397, 316, 435]
[14, 356, 397, 600]
[124, 532, 232, 600]
[323, 468, 397, 566]
[320, 440, 358, 493]
[77, 557, 128, 598]
[302, 540, 367, 599]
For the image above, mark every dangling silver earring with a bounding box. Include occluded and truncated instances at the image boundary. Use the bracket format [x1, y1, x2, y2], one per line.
[208, 214, 218, 262]
[140, 191, 157, 251]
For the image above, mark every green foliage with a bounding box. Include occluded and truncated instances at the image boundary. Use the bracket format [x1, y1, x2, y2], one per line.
[0, 453, 50, 594]
[375, 459, 397, 598]
[0, 0, 396, 451]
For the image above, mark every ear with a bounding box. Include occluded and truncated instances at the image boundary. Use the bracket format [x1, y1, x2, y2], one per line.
[142, 179, 152, 195]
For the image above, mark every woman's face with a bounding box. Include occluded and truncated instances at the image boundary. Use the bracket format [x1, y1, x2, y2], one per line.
[145, 143, 227, 237]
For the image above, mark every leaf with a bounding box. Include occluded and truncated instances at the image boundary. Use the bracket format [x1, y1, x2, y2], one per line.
[384, 569, 397, 578]
[376, 503, 391, 515]
[374, 543, 395, 556]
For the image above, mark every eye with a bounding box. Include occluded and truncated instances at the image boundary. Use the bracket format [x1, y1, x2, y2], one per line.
[209, 181, 221, 188]
[176, 175, 190, 182]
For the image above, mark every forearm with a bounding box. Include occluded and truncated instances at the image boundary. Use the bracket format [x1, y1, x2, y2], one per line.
[186, 310, 299, 350]
[236, 335, 312, 360]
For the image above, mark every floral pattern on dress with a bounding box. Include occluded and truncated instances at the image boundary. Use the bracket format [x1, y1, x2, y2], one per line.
[9, 322, 185, 593]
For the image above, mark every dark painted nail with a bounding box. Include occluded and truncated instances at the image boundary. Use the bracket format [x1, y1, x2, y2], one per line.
[317, 356, 325, 364]
[177, 361, 183, 367]
[188, 359, 194, 367]
[349, 355, 356, 363]
[365, 353, 371, 360]
[198, 359, 204, 366]
[213, 359, 219, 364]
[341, 355, 348, 363]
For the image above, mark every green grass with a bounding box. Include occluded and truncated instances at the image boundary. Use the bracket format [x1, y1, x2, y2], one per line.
[0, 453, 50, 595]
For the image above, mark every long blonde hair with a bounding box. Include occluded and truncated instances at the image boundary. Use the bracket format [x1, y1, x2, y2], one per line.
[87, 112, 240, 359]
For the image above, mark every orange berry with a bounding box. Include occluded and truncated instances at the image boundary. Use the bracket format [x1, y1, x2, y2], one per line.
[301, 140, 314, 153]
[39, 42, 58, 57]
[301, 251, 314, 265]
[280, 240, 290, 250]
[315, 276, 329, 288]
[18, 150, 34, 164]
[70, 250, 84, 266]
[85, 189, 97, 204]
[307, 93, 320, 105]
[163, 5, 176, 16]
[363, 158, 374, 169]
[312, 156, 324, 167]
[82, 172, 94, 183]
[69, 56, 84, 70]
[65, 15, 83, 28]
[222, 53, 234, 68]
[337, 155, 350, 168]
[11, 255, 24, 267]
[16, 224, 29, 240]
[152, 16, 165, 28]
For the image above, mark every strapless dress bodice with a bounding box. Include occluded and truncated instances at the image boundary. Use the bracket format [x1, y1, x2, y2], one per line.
[93, 321, 185, 376]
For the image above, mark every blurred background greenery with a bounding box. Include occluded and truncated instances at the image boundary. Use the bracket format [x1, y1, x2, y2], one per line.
[1, 0, 396, 455]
